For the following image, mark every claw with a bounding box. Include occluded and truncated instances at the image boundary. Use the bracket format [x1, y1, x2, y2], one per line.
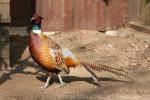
[40, 85, 47, 89]
[58, 84, 65, 88]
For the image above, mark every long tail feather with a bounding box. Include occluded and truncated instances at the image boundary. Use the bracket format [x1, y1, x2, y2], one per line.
[80, 60, 131, 80]
[83, 65, 101, 86]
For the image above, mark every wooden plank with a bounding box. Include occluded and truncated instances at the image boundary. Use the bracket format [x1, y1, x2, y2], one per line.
[111, 0, 128, 29]
[36, 0, 128, 31]
[38, 0, 63, 31]
[75, 0, 97, 30]
[74, 0, 84, 29]
[96, 0, 106, 31]
[128, 0, 141, 22]
[105, 0, 127, 30]
[111, 0, 121, 29]
[49, 0, 64, 31]
[74, 0, 106, 31]
[36, 0, 41, 14]
[128, 22, 150, 34]
[141, 0, 150, 25]
[86, 0, 97, 30]
[0, 3, 10, 23]
[82, 0, 89, 29]
[0, 0, 9, 3]
[41, 0, 50, 31]
[105, 0, 113, 30]
[10, 0, 35, 26]
[63, 0, 73, 30]
[54, 0, 65, 31]
[56, 0, 64, 31]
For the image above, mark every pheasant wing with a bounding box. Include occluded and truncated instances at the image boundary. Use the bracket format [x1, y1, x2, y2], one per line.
[49, 48, 69, 73]
[43, 36, 69, 73]
[47, 38, 61, 50]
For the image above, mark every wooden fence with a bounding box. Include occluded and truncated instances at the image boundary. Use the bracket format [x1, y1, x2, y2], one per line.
[10, 0, 150, 30]
[36, 0, 128, 31]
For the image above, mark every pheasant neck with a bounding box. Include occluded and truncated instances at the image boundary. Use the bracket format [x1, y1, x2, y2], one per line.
[32, 24, 41, 34]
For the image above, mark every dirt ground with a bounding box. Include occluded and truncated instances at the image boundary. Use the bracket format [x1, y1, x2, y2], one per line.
[0, 28, 150, 100]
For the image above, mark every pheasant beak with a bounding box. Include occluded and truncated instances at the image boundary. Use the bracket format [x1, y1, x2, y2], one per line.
[31, 16, 35, 21]
[31, 16, 43, 21]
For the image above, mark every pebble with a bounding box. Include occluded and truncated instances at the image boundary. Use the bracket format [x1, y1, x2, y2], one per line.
[105, 30, 118, 36]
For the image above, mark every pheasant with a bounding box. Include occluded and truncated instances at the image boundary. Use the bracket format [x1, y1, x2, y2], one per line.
[28, 14, 131, 88]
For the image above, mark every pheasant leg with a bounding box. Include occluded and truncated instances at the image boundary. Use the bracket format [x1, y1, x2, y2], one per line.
[40, 74, 52, 88]
[58, 74, 65, 87]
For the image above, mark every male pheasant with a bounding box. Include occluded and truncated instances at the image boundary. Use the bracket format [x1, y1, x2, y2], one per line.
[28, 14, 131, 88]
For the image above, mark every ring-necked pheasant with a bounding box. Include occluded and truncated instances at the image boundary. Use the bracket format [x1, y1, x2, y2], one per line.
[28, 14, 131, 88]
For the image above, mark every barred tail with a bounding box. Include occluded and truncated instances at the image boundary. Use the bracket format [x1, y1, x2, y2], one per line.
[80, 60, 131, 80]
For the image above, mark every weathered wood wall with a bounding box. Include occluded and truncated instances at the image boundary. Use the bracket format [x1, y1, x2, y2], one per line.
[10, 0, 35, 26]
[0, 0, 10, 23]
[128, 0, 150, 26]
[128, 0, 141, 23]
[36, 0, 128, 31]
[140, 0, 150, 25]
[9, 0, 149, 28]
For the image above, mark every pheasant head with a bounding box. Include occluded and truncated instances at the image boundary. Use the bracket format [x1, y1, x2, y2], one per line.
[31, 14, 43, 34]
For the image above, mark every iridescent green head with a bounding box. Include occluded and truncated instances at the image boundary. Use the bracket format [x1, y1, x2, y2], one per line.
[31, 14, 43, 31]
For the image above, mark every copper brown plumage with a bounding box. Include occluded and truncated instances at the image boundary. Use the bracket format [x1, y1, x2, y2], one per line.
[28, 14, 131, 88]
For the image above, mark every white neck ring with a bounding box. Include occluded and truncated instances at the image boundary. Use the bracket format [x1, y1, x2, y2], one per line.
[32, 30, 41, 34]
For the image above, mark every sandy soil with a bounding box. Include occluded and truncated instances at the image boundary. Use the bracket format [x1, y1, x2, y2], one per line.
[0, 28, 150, 100]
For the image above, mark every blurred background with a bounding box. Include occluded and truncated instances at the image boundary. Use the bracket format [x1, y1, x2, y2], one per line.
[0, 0, 150, 100]
[0, 0, 149, 72]
[0, 0, 9, 70]
[0, 0, 35, 68]
[0, 0, 149, 70]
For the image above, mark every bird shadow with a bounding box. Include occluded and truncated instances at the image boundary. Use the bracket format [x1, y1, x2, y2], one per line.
[1, 33, 131, 86]
[0, 26, 9, 70]
[0, 42, 9, 69]
[10, 35, 28, 67]
[0, 34, 44, 85]
[0, 55, 45, 85]
[0, 53, 130, 86]
[36, 74, 129, 87]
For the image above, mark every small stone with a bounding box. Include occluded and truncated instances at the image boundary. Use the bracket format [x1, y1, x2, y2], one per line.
[105, 30, 118, 36]
[107, 44, 113, 48]
[94, 49, 98, 53]
[117, 28, 131, 37]
[43, 32, 56, 36]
